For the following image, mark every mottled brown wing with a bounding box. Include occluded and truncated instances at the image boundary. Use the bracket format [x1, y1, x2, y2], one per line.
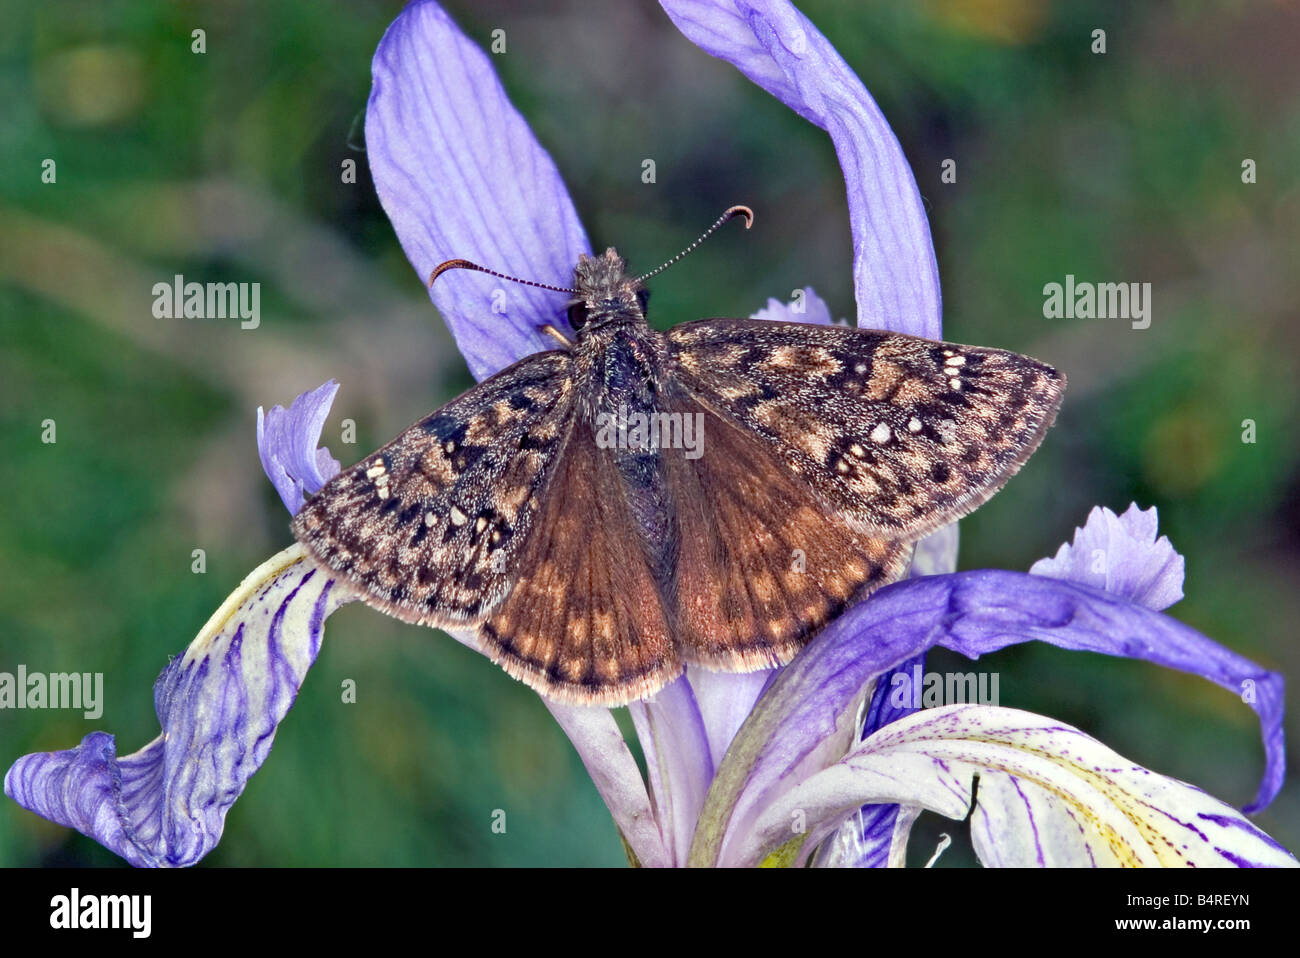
[668, 319, 1065, 539]
[292, 349, 575, 627]
[477, 421, 679, 705]
[659, 391, 911, 670]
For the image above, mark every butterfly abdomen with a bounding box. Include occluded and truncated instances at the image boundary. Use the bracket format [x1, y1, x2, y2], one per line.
[585, 329, 680, 592]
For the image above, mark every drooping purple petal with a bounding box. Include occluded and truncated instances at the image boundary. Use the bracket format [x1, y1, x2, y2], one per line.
[10, 379, 358, 866]
[1030, 503, 1185, 611]
[661, 0, 942, 339]
[750, 286, 835, 326]
[256, 380, 342, 515]
[693, 569, 1285, 866]
[935, 571, 1284, 813]
[628, 678, 714, 866]
[751, 705, 1297, 868]
[366, 0, 590, 381]
[5, 547, 351, 866]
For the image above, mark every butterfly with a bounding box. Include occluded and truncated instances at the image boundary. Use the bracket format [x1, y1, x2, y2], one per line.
[292, 207, 1065, 706]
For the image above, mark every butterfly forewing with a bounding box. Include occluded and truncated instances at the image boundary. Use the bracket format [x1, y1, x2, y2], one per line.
[668, 319, 1065, 539]
[292, 349, 576, 627]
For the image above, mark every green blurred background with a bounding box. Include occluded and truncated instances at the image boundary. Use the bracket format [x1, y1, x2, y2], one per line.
[2, 0, 1297, 866]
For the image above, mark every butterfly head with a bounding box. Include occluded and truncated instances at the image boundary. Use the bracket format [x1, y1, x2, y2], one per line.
[568, 248, 648, 332]
[425, 205, 752, 344]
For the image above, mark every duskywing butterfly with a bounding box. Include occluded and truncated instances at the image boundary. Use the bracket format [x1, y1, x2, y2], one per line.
[292, 207, 1065, 705]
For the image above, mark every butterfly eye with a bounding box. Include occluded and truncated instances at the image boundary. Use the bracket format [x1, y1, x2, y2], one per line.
[567, 302, 590, 329]
[635, 289, 650, 313]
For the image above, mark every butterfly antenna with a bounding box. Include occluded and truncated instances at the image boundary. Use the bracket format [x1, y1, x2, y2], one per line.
[634, 205, 754, 284]
[428, 259, 576, 295]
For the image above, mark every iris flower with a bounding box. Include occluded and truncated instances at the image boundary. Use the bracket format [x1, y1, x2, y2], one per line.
[6, 0, 1294, 868]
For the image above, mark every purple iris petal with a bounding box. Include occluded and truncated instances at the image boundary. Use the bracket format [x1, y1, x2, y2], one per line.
[661, 0, 942, 339]
[754, 704, 1296, 868]
[700, 570, 1284, 865]
[686, 666, 777, 769]
[5, 553, 347, 866]
[256, 380, 342, 515]
[936, 571, 1283, 813]
[660, 0, 957, 863]
[628, 678, 714, 865]
[822, 524, 958, 866]
[7, 378, 354, 867]
[366, 0, 591, 381]
[908, 523, 960, 580]
[822, 652, 928, 868]
[1030, 503, 1185, 611]
[543, 701, 670, 868]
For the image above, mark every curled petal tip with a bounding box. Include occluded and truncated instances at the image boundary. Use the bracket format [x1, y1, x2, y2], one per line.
[257, 380, 342, 516]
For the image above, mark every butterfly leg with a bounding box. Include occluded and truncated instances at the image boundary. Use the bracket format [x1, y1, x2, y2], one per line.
[541, 324, 573, 348]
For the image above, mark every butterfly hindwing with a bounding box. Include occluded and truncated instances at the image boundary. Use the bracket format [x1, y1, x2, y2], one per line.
[668, 319, 1065, 539]
[292, 350, 575, 627]
[662, 390, 912, 671]
[478, 421, 680, 705]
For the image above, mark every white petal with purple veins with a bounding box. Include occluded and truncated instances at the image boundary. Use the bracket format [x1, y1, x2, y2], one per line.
[746, 705, 1297, 868]
[5, 546, 353, 866]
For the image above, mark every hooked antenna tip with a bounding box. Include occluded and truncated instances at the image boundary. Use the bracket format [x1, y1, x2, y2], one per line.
[727, 205, 755, 229]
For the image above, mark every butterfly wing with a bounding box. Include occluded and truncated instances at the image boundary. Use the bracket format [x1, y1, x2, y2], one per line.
[294, 317, 1064, 706]
[668, 319, 1065, 539]
[477, 421, 680, 705]
[293, 349, 679, 704]
[660, 390, 911, 671]
[292, 350, 576, 627]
